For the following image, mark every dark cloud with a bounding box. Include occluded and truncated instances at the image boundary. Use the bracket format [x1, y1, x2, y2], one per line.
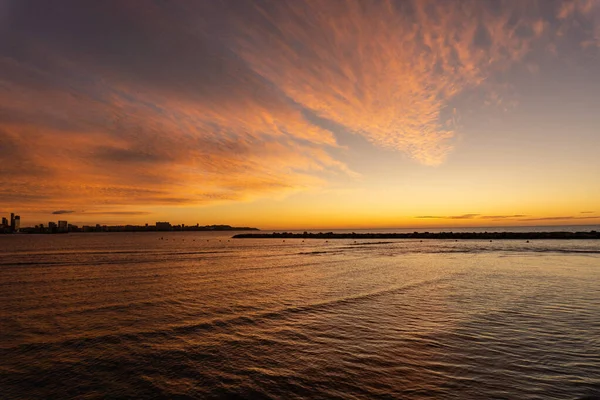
[416, 214, 533, 221]
[520, 216, 599, 221]
[92, 147, 174, 164]
[52, 210, 75, 214]
[135, 198, 193, 204]
[480, 214, 528, 219]
[82, 211, 151, 216]
[0, 193, 51, 202]
[0, 0, 345, 213]
[473, 22, 493, 49]
[449, 214, 481, 220]
[0, 129, 20, 158]
[416, 214, 480, 219]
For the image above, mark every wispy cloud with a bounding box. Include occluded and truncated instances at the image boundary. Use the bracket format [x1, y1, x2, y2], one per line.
[480, 215, 529, 220]
[231, 1, 548, 165]
[556, 0, 600, 48]
[449, 214, 481, 220]
[416, 214, 529, 221]
[519, 215, 600, 221]
[416, 214, 480, 220]
[0, 2, 347, 211]
[1, 0, 598, 214]
[82, 211, 152, 216]
[52, 210, 75, 215]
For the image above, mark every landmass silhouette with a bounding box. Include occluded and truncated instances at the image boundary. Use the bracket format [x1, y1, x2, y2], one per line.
[233, 231, 600, 240]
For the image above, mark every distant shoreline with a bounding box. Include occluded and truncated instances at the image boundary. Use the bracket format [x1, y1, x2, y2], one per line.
[232, 231, 600, 240]
[2, 227, 259, 235]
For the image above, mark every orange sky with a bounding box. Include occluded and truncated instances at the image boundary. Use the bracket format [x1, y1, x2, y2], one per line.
[1, 0, 599, 229]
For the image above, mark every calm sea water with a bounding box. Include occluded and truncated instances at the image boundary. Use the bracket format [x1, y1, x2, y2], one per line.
[1, 230, 599, 399]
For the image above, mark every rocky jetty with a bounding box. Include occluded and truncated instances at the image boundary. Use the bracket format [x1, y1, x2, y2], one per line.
[233, 230, 600, 240]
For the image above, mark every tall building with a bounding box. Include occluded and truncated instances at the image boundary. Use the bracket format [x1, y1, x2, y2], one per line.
[10, 213, 15, 232]
[58, 220, 68, 233]
[156, 222, 172, 231]
[1, 217, 7, 227]
[48, 222, 57, 233]
[14, 215, 20, 232]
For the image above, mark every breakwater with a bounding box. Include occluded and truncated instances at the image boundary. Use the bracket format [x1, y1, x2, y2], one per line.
[233, 230, 600, 240]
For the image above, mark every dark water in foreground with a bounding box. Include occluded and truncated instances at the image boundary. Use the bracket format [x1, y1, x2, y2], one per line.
[1, 233, 599, 399]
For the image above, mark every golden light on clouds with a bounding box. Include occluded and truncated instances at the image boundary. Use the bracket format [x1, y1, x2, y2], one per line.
[234, 0, 541, 165]
[1, 0, 600, 227]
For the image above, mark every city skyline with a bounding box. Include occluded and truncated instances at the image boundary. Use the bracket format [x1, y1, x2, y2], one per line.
[0, 212, 20, 233]
[1, 1, 600, 229]
[0, 211, 259, 233]
[1, 209, 599, 232]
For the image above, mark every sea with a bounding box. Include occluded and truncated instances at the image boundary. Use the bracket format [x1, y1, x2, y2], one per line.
[1, 226, 599, 399]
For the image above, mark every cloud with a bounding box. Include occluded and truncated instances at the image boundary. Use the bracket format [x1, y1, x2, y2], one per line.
[449, 214, 481, 220]
[82, 211, 152, 216]
[416, 214, 529, 221]
[554, 0, 600, 48]
[480, 215, 529, 219]
[229, 0, 549, 165]
[1, 0, 598, 214]
[51, 209, 150, 216]
[0, 5, 345, 211]
[519, 215, 600, 221]
[580, 211, 595, 214]
[416, 214, 480, 220]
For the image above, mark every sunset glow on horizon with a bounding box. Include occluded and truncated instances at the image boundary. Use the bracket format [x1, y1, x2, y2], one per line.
[1, 0, 600, 229]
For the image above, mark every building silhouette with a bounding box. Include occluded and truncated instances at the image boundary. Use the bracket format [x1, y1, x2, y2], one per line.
[58, 220, 68, 233]
[1, 213, 257, 234]
[48, 222, 57, 233]
[1, 213, 21, 233]
[156, 222, 172, 231]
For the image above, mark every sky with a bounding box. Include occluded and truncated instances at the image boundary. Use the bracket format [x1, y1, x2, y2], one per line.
[1, 0, 599, 229]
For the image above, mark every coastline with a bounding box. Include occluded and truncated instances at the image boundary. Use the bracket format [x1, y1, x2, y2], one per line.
[232, 230, 600, 240]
